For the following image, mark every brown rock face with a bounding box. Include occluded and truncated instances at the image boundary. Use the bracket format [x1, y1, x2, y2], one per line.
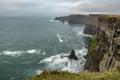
[85, 15, 120, 72]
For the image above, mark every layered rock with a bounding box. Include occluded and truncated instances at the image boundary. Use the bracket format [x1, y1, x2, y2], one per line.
[85, 15, 120, 72]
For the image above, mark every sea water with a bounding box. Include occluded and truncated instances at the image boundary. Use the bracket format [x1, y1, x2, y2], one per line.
[0, 17, 91, 80]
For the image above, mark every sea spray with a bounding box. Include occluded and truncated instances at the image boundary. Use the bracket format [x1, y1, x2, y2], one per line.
[38, 47, 87, 74]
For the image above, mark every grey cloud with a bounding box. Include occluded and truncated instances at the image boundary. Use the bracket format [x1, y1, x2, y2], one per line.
[0, 0, 120, 16]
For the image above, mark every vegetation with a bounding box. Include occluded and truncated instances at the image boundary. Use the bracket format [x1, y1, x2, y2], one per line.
[88, 35, 97, 54]
[26, 69, 120, 80]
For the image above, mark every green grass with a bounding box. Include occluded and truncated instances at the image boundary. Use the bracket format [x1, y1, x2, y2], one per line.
[88, 35, 97, 54]
[27, 69, 120, 80]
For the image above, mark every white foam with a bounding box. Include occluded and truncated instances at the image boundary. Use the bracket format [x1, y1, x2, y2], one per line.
[64, 22, 68, 24]
[56, 33, 72, 43]
[72, 27, 84, 36]
[36, 70, 43, 75]
[56, 33, 64, 43]
[1, 51, 22, 57]
[49, 20, 60, 23]
[39, 47, 87, 73]
[72, 27, 92, 37]
[39, 53, 65, 63]
[0, 49, 42, 57]
[27, 49, 36, 54]
[78, 32, 93, 37]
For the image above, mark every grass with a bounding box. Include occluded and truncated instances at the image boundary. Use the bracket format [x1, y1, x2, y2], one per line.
[88, 35, 97, 54]
[26, 69, 120, 80]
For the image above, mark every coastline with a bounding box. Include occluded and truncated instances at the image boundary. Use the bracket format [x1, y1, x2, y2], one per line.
[27, 14, 120, 80]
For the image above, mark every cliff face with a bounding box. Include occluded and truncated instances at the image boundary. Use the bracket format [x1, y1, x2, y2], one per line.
[85, 15, 120, 72]
[54, 16, 69, 22]
[83, 14, 98, 35]
[55, 14, 88, 24]
[68, 14, 88, 24]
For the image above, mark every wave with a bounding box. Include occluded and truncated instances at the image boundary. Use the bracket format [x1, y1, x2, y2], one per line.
[63, 22, 68, 24]
[72, 27, 92, 37]
[79, 33, 93, 37]
[36, 70, 43, 75]
[72, 27, 84, 36]
[39, 47, 87, 73]
[56, 33, 64, 43]
[56, 33, 72, 43]
[48, 20, 60, 23]
[0, 49, 44, 57]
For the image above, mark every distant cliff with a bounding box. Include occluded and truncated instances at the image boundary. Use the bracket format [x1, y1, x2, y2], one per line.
[55, 16, 69, 22]
[68, 14, 88, 24]
[55, 14, 97, 35]
[85, 15, 120, 72]
[55, 14, 88, 24]
[83, 14, 98, 35]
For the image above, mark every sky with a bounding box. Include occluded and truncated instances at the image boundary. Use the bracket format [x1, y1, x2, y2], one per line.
[0, 0, 120, 16]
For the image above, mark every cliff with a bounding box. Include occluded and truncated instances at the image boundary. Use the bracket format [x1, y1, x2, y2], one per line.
[85, 15, 120, 72]
[83, 14, 98, 35]
[68, 14, 88, 24]
[54, 16, 69, 22]
[55, 14, 88, 24]
[27, 15, 120, 80]
[55, 14, 97, 35]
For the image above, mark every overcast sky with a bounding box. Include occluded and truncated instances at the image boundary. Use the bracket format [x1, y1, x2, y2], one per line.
[0, 0, 120, 16]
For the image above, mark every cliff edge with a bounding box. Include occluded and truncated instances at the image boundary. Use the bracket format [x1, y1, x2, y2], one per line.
[85, 15, 120, 72]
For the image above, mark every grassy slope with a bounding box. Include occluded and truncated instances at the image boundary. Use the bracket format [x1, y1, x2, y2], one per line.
[26, 69, 120, 80]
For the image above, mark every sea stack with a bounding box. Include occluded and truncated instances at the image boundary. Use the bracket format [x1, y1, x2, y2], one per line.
[68, 49, 78, 60]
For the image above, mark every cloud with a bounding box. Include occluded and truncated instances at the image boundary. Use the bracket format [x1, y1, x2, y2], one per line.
[0, 0, 120, 16]
[73, 0, 120, 14]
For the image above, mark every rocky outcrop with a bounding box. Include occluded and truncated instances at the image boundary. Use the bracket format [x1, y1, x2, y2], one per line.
[68, 49, 78, 60]
[54, 16, 69, 22]
[85, 15, 120, 72]
[83, 14, 98, 35]
[61, 49, 78, 60]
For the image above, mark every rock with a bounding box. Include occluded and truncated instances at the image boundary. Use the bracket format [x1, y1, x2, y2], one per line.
[54, 16, 69, 22]
[68, 49, 78, 60]
[114, 37, 120, 45]
[60, 49, 78, 60]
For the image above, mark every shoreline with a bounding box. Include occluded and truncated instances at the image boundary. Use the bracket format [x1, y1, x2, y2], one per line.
[27, 14, 120, 80]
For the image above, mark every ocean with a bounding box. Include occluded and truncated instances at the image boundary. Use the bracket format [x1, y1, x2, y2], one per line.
[0, 17, 91, 80]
